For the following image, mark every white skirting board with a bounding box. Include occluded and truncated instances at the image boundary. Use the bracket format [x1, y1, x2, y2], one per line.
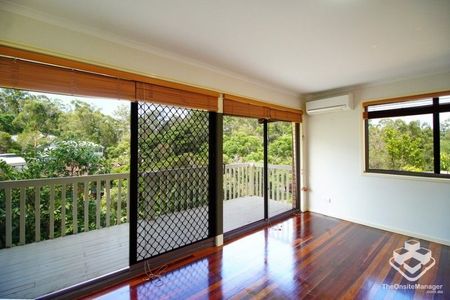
[306, 209, 450, 246]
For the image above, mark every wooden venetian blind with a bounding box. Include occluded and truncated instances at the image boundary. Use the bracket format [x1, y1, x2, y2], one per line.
[0, 45, 219, 100]
[0, 56, 135, 100]
[223, 94, 302, 122]
[269, 108, 303, 123]
[136, 82, 218, 111]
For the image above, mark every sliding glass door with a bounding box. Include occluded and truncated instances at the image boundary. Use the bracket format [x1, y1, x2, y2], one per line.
[222, 117, 298, 232]
[222, 116, 264, 232]
[268, 121, 295, 217]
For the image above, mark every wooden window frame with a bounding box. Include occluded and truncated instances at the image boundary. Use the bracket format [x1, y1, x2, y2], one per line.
[363, 91, 450, 179]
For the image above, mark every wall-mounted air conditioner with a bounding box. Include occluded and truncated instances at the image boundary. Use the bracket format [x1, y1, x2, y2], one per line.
[306, 94, 353, 115]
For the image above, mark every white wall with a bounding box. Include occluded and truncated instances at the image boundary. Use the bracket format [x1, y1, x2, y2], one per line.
[0, 9, 300, 108]
[305, 72, 450, 245]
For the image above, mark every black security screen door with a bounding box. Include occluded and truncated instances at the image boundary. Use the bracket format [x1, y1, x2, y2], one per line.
[130, 102, 211, 263]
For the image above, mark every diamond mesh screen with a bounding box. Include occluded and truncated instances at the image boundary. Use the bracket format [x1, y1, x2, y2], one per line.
[136, 103, 210, 261]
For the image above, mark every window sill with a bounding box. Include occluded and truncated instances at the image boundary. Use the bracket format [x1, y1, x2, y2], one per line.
[363, 170, 450, 184]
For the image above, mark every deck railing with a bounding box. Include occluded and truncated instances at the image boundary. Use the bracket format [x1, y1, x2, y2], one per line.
[224, 163, 293, 202]
[0, 163, 292, 248]
[0, 173, 129, 248]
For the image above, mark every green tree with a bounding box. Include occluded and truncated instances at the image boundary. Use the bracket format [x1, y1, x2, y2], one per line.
[441, 153, 450, 172]
[223, 117, 294, 165]
[0, 160, 17, 181]
[0, 114, 21, 134]
[12, 96, 62, 150]
[43, 140, 107, 177]
[441, 117, 450, 172]
[12, 96, 61, 134]
[268, 134, 292, 165]
[107, 139, 130, 173]
[106, 104, 131, 173]
[224, 132, 263, 163]
[0, 131, 18, 153]
[369, 118, 434, 172]
[0, 88, 28, 115]
[59, 101, 120, 150]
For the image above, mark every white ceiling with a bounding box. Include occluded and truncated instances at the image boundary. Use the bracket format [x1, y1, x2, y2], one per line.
[2, 0, 450, 94]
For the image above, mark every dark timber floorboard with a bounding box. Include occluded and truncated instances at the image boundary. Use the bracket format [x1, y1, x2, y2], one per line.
[85, 212, 449, 300]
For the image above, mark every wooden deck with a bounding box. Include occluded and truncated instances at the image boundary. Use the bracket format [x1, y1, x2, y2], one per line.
[0, 223, 129, 299]
[0, 197, 291, 299]
[224, 196, 292, 232]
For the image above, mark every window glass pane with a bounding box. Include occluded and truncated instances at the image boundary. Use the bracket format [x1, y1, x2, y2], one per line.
[223, 116, 264, 232]
[439, 95, 450, 105]
[268, 121, 294, 217]
[368, 114, 433, 173]
[368, 98, 432, 112]
[0, 88, 129, 298]
[441, 112, 450, 174]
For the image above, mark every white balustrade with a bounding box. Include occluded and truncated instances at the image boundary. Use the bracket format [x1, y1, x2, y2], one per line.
[223, 163, 292, 202]
[0, 173, 129, 248]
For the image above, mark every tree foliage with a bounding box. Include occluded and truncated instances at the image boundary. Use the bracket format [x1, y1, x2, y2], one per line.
[58, 100, 120, 150]
[368, 117, 450, 173]
[223, 116, 293, 165]
[0, 88, 128, 180]
[137, 108, 209, 171]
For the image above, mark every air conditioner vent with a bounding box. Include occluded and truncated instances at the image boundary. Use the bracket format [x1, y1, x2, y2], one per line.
[306, 94, 353, 115]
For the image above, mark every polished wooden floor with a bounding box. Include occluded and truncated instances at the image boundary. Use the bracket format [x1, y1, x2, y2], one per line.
[86, 212, 449, 300]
